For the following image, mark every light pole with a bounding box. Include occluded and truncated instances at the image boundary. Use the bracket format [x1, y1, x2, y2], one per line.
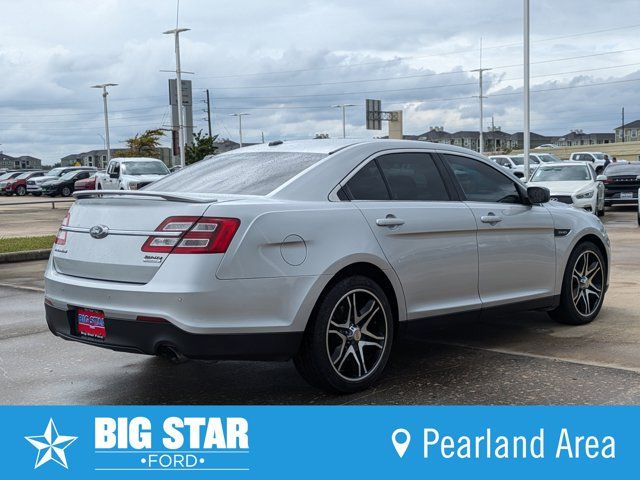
[523, 0, 531, 181]
[229, 113, 250, 147]
[471, 68, 491, 155]
[163, 27, 190, 167]
[332, 104, 356, 138]
[90, 83, 117, 167]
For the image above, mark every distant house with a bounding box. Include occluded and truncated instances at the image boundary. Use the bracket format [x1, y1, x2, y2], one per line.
[556, 129, 614, 147]
[411, 127, 554, 152]
[509, 132, 558, 149]
[614, 120, 640, 143]
[0, 154, 42, 170]
[416, 127, 453, 144]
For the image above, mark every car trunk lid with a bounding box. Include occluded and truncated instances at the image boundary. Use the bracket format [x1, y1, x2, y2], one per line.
[52, 192, 238, 284]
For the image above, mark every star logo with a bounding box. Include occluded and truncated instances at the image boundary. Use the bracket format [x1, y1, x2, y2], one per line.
[25, 418, 78, 469]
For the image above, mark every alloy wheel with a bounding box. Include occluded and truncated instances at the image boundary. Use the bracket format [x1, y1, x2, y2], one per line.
[571, 250, 603, 316]
[325, 289, 388, 381]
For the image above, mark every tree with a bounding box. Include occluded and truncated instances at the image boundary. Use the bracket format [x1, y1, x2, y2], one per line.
[120, 129, 165, 158]
[185, 130, 219, 165]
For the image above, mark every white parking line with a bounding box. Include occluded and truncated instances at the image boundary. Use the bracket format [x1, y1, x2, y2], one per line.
[429, 340, 640, 374]
[0, 282, 44, 293]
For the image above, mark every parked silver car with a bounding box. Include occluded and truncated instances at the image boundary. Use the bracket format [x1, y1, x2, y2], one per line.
[44, 139, 610, 393]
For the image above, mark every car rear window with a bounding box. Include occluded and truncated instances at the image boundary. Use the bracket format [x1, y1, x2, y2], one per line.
[604, 163, 640, 175]
[146, 151, 327, 195]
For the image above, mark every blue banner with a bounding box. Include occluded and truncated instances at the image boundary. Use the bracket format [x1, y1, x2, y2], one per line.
[2, 406, 637, 478]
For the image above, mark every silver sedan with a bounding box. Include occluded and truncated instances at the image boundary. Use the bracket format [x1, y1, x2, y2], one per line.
[44, 139, 610, 393]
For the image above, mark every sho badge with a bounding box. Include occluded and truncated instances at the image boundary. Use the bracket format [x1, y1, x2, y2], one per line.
[90, 225, 109, 239]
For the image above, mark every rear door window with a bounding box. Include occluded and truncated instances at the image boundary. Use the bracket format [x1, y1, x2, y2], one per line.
[377, 153, 450, 201]
[345, 161, 390, 200]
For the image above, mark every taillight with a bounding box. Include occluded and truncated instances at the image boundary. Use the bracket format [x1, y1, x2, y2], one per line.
[141, 216, 240, 254]
[55, 212, 70, 245]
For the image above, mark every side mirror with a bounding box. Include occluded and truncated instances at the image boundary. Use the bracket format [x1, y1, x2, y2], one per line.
[596, 175, 607, 182]
[527, 186, 550, 204]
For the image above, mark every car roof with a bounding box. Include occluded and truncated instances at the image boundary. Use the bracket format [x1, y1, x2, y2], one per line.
[536, 161, 590, 167]
[111, 157, 163, 162]
[228, 138, 486, 157]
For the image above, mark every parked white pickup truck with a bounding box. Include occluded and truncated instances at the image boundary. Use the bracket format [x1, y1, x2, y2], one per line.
[568, 152, 610, 174]
[96, 157, 170, 190]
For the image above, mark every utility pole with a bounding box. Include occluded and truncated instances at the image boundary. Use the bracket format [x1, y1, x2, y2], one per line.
[261, 131, 265, 143]
[332, 104, 356, 138]
[472, 39, 490, 155]
[163, 27, 190, 168]
[229, 113, 250, 147]
[523, 0, 531, 181]
[471, 68, 491, 154]
[90, 83, 117, 168]
[205, 89, 212, 137]
[621, 107, 625, 142]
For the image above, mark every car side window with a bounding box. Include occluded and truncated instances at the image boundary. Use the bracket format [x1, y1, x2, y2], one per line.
[377, 153, 449, 201]
[345, 160, 390, 200]
[443, 154, 522, 204]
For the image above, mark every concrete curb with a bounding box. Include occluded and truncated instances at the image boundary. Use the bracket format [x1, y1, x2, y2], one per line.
[0, 249, 51, 264]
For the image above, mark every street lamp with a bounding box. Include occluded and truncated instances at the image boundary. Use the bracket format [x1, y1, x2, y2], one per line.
[523, 0, 531, 180]
[163, 27, 190, 168]
[332, 104, 356, 138]
[90, 83, 117, 168]
[229, 113, 250, 147]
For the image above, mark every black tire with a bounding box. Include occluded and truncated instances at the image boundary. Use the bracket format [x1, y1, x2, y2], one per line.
[597, 202, 605, 217]
[637, 212, 640, 226]
[97, 184, 102, 190]
[32, 192, 41, 197]
[294, 275, 394, 393]
[61, 186, 72, 197]
[16, 185, 26, 196]
[549, 241, 606, 325]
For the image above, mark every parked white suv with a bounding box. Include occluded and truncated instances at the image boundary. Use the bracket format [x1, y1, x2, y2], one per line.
[96, 157, 170, 190]
[569, 152, 610, 173]
[489, 155, 538, 179]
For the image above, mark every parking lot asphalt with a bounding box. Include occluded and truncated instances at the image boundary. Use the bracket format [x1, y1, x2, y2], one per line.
[0, 206, 638, 405]
[0, 195, 71, 238]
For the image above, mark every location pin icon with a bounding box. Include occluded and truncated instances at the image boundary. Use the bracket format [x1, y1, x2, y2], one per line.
[391, 428, 411, 458]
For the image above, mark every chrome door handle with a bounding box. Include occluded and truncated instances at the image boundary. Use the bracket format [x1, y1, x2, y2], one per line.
[376, 216, 405, 227]
[480, 213, 503, 224]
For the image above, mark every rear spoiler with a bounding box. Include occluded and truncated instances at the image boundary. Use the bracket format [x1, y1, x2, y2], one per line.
[73, 190, 217, 204]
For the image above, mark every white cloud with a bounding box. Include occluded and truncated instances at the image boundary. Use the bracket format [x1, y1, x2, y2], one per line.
[0, 0, 639, 164]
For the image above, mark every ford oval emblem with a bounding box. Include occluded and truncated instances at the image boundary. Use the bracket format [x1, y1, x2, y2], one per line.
[89, 225, 109, 239]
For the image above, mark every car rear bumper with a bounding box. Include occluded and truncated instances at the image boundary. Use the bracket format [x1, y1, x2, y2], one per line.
[604, 190, 638, 204]
[45, 256, 324, 335]
[45, 304, 303, 360]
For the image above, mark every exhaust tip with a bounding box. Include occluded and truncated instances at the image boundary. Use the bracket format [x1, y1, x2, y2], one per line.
[156, 345, 189, 364]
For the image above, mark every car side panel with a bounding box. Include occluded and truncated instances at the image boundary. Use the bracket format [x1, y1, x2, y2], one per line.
[545, 203, 611, 294]
[216, 202, 393, 280]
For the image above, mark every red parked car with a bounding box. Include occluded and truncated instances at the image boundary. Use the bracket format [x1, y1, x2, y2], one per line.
[0, 170, 46, 196]
[74, 172, 100, 191]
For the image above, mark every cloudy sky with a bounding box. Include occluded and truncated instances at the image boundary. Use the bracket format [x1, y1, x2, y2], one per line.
[1, 0, 639, 164]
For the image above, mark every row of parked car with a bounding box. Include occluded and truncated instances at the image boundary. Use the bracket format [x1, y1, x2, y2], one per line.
[0, 157, 171, 197]
[489, 152, 640, 221]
